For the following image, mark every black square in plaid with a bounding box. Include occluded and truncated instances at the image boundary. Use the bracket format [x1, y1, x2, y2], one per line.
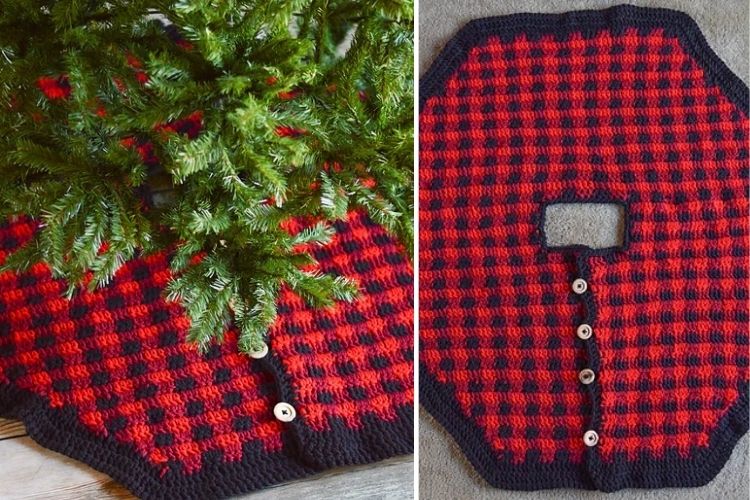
[420, 5, 748, 492]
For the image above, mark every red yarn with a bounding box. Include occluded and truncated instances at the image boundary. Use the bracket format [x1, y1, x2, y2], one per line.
[37, 76, 71, 100]
[274, 125, 306, 138]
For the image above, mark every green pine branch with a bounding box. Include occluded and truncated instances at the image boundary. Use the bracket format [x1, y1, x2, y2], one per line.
[0, 0, 413, 356]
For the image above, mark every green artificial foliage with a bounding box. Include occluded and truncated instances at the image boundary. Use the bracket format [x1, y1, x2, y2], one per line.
[0, 0, 413, 354]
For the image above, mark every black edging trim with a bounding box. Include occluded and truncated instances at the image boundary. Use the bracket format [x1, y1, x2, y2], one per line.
[0, 347, 413, 499]
[419, 5, 749, 113]
[421, 363, 592, 490]
[0, 383, 312, 500]
[421, 363, 748, 492]
[419, 5, 749, 490]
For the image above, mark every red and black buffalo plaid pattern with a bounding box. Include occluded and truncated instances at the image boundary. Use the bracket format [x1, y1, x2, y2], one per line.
[419, 6, 748, 492]
[0, 211, 413, 499]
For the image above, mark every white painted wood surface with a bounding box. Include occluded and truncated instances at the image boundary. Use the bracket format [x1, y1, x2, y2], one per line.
[0, 418, 413, 500]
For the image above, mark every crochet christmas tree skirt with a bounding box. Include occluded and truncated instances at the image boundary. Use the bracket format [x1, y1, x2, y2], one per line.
[419, 5, 748, 492]
[0, 211, 414, 499]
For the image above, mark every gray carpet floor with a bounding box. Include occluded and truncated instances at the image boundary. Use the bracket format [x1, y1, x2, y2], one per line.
[418, 1, 749, 499]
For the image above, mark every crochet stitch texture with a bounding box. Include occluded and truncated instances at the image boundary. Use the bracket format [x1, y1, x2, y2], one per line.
[419, 5, 748, 492]
[0, 211, 413, 499]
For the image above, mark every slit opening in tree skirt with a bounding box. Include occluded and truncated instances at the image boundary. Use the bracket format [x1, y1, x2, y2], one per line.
[543, 203, 626, 250]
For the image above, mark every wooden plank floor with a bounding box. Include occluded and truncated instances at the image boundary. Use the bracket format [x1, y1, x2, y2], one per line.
[0, 418, 413, 499]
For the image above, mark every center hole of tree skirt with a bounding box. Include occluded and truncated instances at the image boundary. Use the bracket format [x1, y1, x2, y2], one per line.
[543, 203, 625, 249]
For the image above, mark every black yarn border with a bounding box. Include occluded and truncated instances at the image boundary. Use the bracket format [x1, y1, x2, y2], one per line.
[419, 4, 749, 113]
[421, 364, 749, 491]
[0, 381, 413, 499]
[419, 3, 750, 492]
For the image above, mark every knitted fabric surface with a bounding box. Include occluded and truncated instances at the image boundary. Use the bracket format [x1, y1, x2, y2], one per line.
[0, 211, 413, 499]
[419, 5, 748, 492]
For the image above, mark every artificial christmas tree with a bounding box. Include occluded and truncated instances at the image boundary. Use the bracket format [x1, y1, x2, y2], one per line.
[0, 0, 414, 355]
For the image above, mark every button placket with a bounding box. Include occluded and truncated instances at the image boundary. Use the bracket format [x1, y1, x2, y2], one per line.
[571, 263, 603, 456]
[247, 340, 303, 428]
